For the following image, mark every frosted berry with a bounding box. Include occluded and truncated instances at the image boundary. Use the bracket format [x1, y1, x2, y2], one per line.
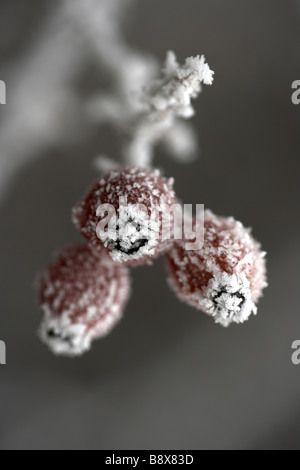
[72, 167, 178, 266]
[37, 245, 131, 356]
[166, 210, 267, 327]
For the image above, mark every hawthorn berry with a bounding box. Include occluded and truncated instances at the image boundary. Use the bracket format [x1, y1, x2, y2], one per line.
[37, 245, 131, 356]
[166, 210, 267, 327]
[72, 167, 178, 266]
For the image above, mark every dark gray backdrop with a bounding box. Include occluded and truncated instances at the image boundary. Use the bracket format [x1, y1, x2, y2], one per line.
[0, 0, 300, 450]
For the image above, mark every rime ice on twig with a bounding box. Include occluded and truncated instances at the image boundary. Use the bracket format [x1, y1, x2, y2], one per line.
[66, 4, 213, 167]
[69, 0, 159, 140]
[123, 52, 214, 167]
[0, 0, 214, 199]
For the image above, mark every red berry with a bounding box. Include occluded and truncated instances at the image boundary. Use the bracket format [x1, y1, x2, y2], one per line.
[37, 245, 131, 356]
[166, 210, 267, 326]
[72, 167, 178, 266]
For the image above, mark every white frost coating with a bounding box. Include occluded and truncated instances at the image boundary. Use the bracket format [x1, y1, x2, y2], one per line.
[168, 270, 256, 328]
[65, 3, 214, 168]
[124, 51, 214, 167]
[68, 0, 161, 166]
[39, 307, 92, 357]
[195, 272, 256, 327]
[73, 167, 177, 265]
[166, 210, 267, 327]
[87, 48, 213, 168]
[0, 0, 214, 200]
[37, 246, 130, 357]
[39, 298, 124, 357]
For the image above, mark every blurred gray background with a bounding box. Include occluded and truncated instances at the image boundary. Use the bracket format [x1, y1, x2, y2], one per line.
[0, 0, 300, 450]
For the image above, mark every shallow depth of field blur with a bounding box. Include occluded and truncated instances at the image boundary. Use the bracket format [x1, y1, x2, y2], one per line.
[0, 0, 300, 450]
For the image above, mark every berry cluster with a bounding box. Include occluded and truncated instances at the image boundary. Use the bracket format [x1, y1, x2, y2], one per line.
[37, 166, 267, 357]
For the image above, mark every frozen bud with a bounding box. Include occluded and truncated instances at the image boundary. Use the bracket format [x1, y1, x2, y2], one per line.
[166, 210, 267, 327]
[37, 245, 131, 356]
[73, 167, 178, 266]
